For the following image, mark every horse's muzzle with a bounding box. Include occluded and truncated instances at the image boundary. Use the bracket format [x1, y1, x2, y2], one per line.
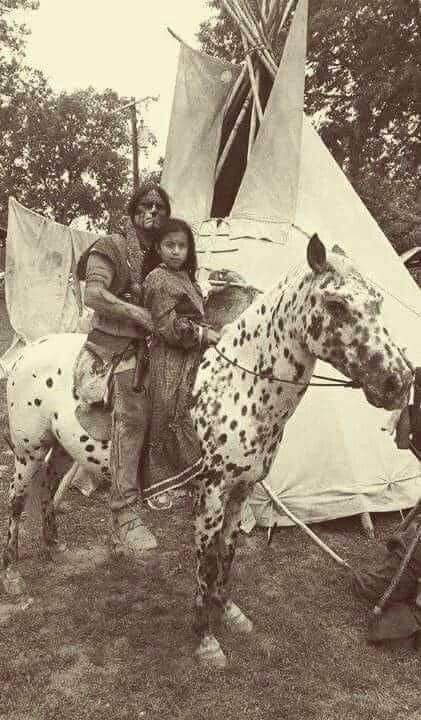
[367, 369, 414, 411]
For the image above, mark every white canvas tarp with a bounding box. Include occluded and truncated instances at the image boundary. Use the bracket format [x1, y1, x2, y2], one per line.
[1, 197, 94, 377]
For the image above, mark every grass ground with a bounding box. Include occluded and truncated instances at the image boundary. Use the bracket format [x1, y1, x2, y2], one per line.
[0, 301, 421, 720]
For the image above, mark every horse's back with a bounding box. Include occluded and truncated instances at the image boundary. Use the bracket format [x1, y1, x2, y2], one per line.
[8, 333, 86, 387]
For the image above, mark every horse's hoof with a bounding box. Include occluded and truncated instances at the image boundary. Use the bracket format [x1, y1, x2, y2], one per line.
[223, 601, 253, 634]
[2, 567, 27, 597]
[195, 635, 227, 669]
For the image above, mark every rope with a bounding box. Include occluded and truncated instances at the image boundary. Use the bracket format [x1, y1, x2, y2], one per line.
[214, 347, 359, 388]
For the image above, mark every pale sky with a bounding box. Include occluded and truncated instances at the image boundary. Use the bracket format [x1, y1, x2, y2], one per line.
[21, 0, 213, 168]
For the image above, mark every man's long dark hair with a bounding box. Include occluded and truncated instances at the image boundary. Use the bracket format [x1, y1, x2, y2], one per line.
[127, 182, 171, 223]
[153, 218, 198, 282]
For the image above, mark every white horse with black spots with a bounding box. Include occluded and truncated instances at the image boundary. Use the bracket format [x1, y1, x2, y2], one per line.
[3, 235, 413, 667]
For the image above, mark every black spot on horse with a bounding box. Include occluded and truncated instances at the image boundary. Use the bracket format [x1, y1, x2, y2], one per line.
[46, 378, 53, 388]
[34, 398, 42, 407]
[87, 456, 100, 465]
[308, 314, 323, 341]
[80, 435, 89, 443]
[241, 406, 247, 416]
[57, 368, 62, 375]
[218, 434, 227, 445]
[230, 420, 237, 430]
[54, 412, 59, 420]
[294, 363, 305, 381]
[85, 444, 95, 452]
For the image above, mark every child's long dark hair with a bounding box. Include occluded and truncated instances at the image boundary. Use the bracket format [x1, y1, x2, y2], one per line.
[153, 218, 198, 282]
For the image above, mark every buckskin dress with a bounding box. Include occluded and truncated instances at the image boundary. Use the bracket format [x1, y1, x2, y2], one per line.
[141, 264, 207, 500]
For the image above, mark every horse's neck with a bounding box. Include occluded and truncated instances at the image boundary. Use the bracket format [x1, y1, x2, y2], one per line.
[216, 268, 316, 419]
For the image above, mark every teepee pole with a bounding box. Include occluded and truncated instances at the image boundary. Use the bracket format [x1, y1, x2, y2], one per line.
[241, 34, 264, 123]
[223, 0, 277, 76]
[224, 62, 248, 117]
[247, 64, 260, 160]
[243, 0, 271, 50]
[216, 87, 253, 179]
[248, 100, 257, 160]
[279, 0, 296, 34]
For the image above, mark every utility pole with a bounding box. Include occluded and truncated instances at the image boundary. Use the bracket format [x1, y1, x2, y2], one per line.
[110, 95, 158, 190]
[129, 97, 140, 191]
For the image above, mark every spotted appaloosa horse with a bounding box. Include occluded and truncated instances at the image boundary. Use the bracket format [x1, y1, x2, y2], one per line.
[2, 235, 413, 666]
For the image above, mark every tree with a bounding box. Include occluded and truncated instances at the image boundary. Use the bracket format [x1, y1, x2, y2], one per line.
[0, 83, 140, 230]
[198, 1, 421, 251]
[0, 2, 159, 231]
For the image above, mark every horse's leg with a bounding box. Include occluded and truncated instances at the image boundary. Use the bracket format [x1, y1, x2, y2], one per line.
[2, 451, 47, 593]
[40, 443, 71, 555]
[219, 484, 253, 634]
[193, 479, 227, 668]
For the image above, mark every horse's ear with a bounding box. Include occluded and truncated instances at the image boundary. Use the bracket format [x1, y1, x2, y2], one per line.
[331, 244, 347, 257]
[307, 233, 327, 274]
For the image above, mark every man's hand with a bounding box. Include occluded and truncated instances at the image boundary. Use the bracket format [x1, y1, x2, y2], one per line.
[132, 307, 154, 334]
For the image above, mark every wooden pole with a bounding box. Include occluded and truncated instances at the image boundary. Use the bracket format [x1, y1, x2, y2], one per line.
[241, 34, 264, 123]
[248, 92, 257, 160]
[225, 0, 278, 75]
[279, 0, 296, 36]
[260, 480, 355, 572]
[130, 98, 140, 190]
[224, 62, 248, 116]
[215, 87, 253, 179]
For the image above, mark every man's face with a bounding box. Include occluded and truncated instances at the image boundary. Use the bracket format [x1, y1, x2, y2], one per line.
[134, 190, 168, 232]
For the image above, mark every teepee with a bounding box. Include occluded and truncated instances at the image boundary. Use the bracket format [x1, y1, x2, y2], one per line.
[161, 0, 421, 532]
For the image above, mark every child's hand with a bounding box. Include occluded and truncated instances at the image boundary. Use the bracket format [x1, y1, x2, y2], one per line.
[206, 329, 221, 346]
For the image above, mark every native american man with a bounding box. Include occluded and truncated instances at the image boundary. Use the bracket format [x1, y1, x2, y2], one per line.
[76, 182, 171, 553]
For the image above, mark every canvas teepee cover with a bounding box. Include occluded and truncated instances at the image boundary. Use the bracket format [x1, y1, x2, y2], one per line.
[161, 0, 421, 530]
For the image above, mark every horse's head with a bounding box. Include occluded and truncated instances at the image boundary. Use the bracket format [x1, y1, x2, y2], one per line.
[302, 234, 413, 410]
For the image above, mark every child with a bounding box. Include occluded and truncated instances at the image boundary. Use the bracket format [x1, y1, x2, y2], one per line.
[141, 218, 220, 507]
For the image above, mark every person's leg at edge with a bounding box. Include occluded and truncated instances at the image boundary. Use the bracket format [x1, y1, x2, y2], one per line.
[109, 368, 157, 552]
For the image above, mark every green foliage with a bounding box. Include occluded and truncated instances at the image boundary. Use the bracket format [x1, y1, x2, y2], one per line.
[197, 0, 421, 251]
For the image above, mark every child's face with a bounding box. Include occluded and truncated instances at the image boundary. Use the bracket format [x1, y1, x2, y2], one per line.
[158, 231, 189, 271]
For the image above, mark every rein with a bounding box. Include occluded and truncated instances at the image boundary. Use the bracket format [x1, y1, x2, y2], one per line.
[213, 347, 360, 389]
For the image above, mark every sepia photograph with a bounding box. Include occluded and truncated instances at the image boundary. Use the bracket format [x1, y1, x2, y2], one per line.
[0, 1, 420, 718]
